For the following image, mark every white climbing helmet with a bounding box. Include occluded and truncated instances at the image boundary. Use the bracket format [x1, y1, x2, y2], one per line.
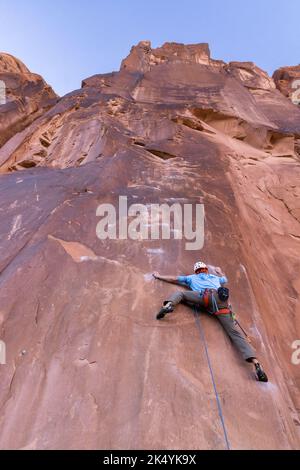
[194, 261, 208, 273]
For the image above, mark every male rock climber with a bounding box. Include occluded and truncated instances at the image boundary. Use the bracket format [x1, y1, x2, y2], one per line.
[153, 261, 268, 382]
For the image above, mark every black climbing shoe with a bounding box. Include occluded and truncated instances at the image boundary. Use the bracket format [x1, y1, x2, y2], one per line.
[255, 363, 268, 382]
[156, 302, 174, 320]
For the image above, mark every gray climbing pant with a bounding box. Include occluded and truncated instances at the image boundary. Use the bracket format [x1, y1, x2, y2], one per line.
[167, 290, 256, 362]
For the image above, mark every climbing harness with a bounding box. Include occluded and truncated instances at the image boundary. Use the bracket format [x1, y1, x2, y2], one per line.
[202, 288, 229, 315]
[202, 288, 219, 314]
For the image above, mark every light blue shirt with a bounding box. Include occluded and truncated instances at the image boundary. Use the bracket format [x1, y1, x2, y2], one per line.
[177, 273, 227, 293]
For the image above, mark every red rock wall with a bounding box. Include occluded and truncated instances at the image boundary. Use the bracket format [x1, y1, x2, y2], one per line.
[0, 42, 299, 449]
[273, 65, 300, 105]
[0, 53, 58, 148]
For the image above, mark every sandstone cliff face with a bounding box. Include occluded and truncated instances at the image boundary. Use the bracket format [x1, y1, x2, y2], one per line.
[0, 53, 58, 148]
[0, 42, 299, 450]
[273, 65, 300, 105]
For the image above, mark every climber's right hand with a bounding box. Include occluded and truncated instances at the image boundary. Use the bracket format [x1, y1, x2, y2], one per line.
[153, 272, 160, 279]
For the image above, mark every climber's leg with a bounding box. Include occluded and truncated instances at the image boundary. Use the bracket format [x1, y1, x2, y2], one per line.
[216, 314, 256, 361]
[168, 290, 202, 306]
[156, 291, 202, 319]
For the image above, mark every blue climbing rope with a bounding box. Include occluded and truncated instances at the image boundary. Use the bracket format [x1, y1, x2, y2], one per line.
[193, 307, 231, 450]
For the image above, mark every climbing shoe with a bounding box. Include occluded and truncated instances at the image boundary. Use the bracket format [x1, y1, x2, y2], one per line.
[255, 363, 268, 382]
[156, 302, 174, 320]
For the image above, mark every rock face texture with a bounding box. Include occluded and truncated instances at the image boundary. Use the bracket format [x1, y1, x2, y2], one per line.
[0, 53, 58, 148]
[0, 42, 300, 450]
[273, 65, 300, 105]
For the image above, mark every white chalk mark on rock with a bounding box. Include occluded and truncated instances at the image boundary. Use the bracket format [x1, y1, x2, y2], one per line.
[240, 263, 247, 274]
[34, 181, 39, 202]
[8, 214, 22, 240]
[147, 248, 164, 254]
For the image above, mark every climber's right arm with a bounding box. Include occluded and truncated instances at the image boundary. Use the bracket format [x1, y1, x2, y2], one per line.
[152, 272, 182, 285]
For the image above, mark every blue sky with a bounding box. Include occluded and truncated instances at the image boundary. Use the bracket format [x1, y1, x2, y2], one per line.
[0, 0, 299, 96]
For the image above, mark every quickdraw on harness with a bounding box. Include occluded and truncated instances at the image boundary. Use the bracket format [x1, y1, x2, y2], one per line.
[202, 288, 231, 315]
